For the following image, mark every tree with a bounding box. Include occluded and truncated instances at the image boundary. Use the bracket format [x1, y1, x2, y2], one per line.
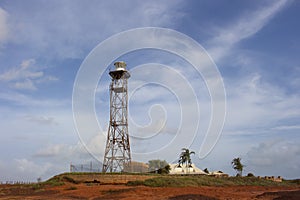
[178, 148, 195, 168]
[203, 168, 209, 174]
[148, 159, 170, 174]
[157, 164, 171, 174]
[247, 172, 254, 177]
[37, 177, 42, 183]
[231, 157, 245, 176]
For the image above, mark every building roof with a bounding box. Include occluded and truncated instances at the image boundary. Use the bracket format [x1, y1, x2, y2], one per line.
[169, 163, 207, 175]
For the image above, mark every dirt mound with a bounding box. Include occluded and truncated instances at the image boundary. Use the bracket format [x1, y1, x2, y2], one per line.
[257, 189, 300, 200]
[1, 174, 299, 199]
[169, 194, 218, 200]
[1, 184, 300, 200]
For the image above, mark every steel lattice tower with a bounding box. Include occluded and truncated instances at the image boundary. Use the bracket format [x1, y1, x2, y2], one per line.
[102, 61, 131, 172]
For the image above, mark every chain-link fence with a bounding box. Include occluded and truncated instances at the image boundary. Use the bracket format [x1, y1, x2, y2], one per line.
[70, 161, 102, 172]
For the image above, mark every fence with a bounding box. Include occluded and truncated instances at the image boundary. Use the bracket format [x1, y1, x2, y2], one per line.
[70, 161, 102, 172]
[0, 181, 34, 185]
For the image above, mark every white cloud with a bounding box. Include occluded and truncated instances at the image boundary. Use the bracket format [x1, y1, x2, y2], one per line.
[0, 91, 68, 107]
[0, 59, 42, 82]
[34, 144, 65, 157]
[0, 158, 54, 182]
[208, 0, 289, 60]
[246, 139, 300, 178]
[0, 106, 103, 181]
[198, 0, 296, 139]
[37, 75, 59, 83]
[13, 79, 37, 90]
[5, 0, 185, 59]
[272, 125, 300, 131]
[16, 158, 46, 173]
[224, 73, 300, 132]
[215, 0, 288, 45]
[24, 115, 58, 125]
[0, 7, 9, 44]
[33, 133, 106, 160]
[0, 58, 58, 91]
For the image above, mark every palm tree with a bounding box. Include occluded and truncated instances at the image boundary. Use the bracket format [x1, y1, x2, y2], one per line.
[203, 168, 209, 174]
[178, 148, 195, 168]
[231, 157, 244, 176]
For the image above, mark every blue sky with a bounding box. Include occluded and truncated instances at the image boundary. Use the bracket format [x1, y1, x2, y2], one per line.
[0, 0, 299, 181]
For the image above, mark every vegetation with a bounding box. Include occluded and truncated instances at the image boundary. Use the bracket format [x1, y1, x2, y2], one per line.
[231, 157, 245, 176]
[26, 175, 65, 190]
[157, 164, 171, 174]
[148, 159, 171, 174]
[284, 179, 300, 185]
[178, 148, 195, 167]
[40, 171, 300, 189]
[42, 176, 65, 186]
[27, 172, 300, 190]
[102, 188, 135, 195]
[127, 176, 296, 187]
[203, 168, 209, 174]
[65, 186, 77, 190]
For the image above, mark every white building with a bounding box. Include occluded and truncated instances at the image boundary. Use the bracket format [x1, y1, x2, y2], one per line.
[169, 164, 207, 175]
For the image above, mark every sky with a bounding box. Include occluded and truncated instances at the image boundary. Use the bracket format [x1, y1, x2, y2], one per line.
[0, 0, 299, 181]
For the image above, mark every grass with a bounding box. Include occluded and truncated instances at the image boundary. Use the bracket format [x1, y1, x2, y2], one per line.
[42, 176, 65, 186]
[127, 176, 297, 187]
[44, 173, 88, 185]
[44, 173, 300, 188]
[31, 183, 44, 190]
[284, 179, 300, 185]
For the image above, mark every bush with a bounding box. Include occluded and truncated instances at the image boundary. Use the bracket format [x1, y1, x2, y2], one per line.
[148, 160, 170, 174]
[126, 180, 144, 186]
[44, 177, 65, 186]
[247, 173, 255, 177]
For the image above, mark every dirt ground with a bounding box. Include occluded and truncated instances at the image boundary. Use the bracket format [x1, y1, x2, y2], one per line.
[0, 183, 299, 200]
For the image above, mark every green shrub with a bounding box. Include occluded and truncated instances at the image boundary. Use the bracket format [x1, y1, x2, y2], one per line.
[126, 180, 144, 186]
[128, 176, 291, 187]
[62, 176, 79, 184]
[44, 176, 65, 186]
[66, 186, 77, 190]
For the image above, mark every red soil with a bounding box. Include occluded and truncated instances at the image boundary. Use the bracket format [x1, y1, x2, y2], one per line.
[0, 183, 299, 200]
